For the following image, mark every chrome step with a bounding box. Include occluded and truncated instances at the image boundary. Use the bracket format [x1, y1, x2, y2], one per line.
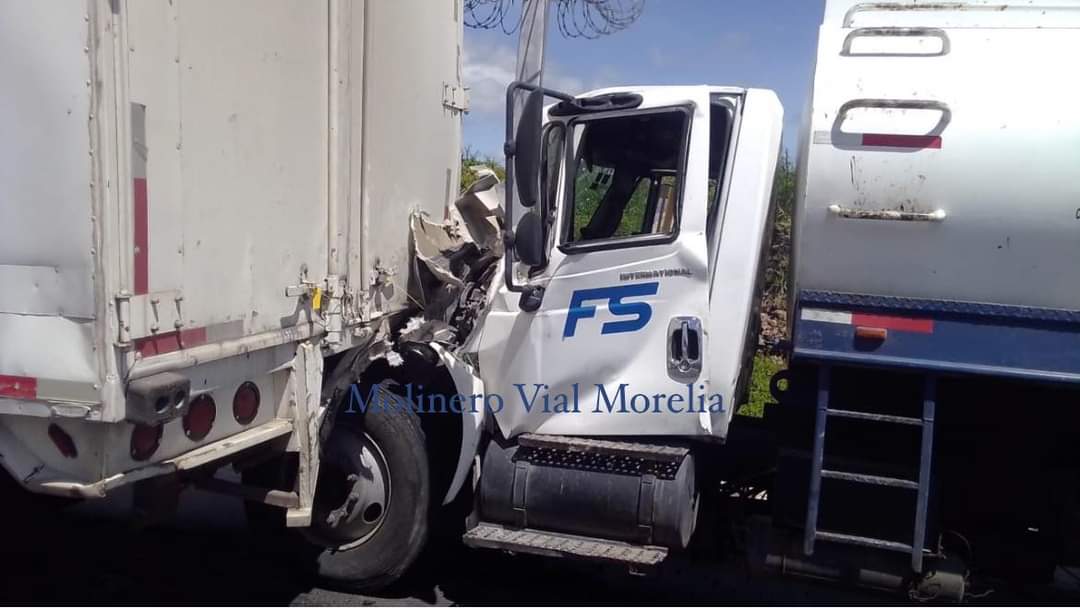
[463, 522, 668, 567]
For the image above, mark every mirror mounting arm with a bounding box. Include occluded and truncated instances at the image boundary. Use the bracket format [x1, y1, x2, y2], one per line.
[502, 81, 573, 299]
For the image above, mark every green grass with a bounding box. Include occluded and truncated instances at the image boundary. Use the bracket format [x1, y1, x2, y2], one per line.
[460, 147, 506, 193]
[738, 353, 785, 418]
[570, 169, 650, 241]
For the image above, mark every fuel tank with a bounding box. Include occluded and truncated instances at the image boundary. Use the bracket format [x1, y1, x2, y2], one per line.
[478, 435, 698, 549]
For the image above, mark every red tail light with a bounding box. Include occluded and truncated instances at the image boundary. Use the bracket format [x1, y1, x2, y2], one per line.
[130, 423, 163, 461]
[233, 382, 260, 425]
[183, 394, 216, 441]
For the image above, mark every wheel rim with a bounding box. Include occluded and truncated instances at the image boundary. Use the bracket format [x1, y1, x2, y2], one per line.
[305, 427, 391, 549]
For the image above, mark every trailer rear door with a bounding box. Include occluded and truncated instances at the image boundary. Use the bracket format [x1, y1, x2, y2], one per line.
[0, 4, 103, 413]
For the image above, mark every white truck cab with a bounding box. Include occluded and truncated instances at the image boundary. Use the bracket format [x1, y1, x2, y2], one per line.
[480, 85, 782, 440]
[456, 84, 782, 563]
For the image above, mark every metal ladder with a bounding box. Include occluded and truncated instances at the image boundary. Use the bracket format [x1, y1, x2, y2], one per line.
[803, 366, 937, 573]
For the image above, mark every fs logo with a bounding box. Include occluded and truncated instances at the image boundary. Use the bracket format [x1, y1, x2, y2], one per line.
[563, 282, 659, 338]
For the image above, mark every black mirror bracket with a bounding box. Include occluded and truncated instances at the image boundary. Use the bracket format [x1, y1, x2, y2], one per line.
[518, 285, 545, 313]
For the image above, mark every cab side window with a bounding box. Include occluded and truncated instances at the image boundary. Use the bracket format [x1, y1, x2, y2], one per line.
[563, 110, 689, 247]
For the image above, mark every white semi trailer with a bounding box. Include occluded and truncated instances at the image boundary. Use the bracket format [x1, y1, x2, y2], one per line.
[0, 0, 475, 589]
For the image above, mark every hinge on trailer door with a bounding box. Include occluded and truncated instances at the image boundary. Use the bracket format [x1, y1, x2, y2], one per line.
[443, 82, 469, 112]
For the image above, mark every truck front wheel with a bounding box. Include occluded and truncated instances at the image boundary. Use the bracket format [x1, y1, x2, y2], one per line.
[243, 382, 430, 591]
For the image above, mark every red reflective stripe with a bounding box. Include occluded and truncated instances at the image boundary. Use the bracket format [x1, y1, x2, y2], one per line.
[0, 375, 38, 399]
[133, 177, 149, 295]
[134, 327, 209, 357]
[861, 133, 942, 149]
[851, 313, 934, 334]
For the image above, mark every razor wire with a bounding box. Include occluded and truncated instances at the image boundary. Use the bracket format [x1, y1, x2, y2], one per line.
[464, 0, 646, 39]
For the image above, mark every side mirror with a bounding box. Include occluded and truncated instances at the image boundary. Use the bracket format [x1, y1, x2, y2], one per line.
[514, 89, 544, 208]
[502, 81, 574, 300]
[514, 210, 545, 267]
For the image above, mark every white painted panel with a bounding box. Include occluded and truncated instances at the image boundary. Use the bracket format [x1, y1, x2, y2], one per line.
[126, 0, 185, 299]
[798, 7, 1080, 309]
[0, 3, 94, 305]
[705, 89, 783, 438]
[0, 315, 98, 384]
[0, 3, 100, 385]
[359, 0, 464, 313]
[0, 415, 107, 485]
[125, 1, 329, 337]
[0, 265, 94, 318]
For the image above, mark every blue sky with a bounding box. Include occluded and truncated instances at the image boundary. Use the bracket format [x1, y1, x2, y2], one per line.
[463, 0, 824, 161]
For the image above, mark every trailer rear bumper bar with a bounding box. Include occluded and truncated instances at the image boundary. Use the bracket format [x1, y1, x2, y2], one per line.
[16, 419, 292, 498]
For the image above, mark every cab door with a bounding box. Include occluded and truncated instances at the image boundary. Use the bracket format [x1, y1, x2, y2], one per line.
[478, 88, 724, 439]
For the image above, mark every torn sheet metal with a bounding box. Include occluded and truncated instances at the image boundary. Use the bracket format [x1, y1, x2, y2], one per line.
[408, 176, 503, 348]
[410, 213, 476, 288]
[454, 171, 505, 255]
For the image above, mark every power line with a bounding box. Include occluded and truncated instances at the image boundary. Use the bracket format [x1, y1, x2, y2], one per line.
[464, 0, 646, 39]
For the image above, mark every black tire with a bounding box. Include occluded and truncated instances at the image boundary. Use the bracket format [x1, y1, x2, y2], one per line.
[242, 381, 430, 592]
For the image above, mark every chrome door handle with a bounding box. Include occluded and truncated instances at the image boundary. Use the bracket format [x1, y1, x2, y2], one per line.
[668, 317, 702, 382]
